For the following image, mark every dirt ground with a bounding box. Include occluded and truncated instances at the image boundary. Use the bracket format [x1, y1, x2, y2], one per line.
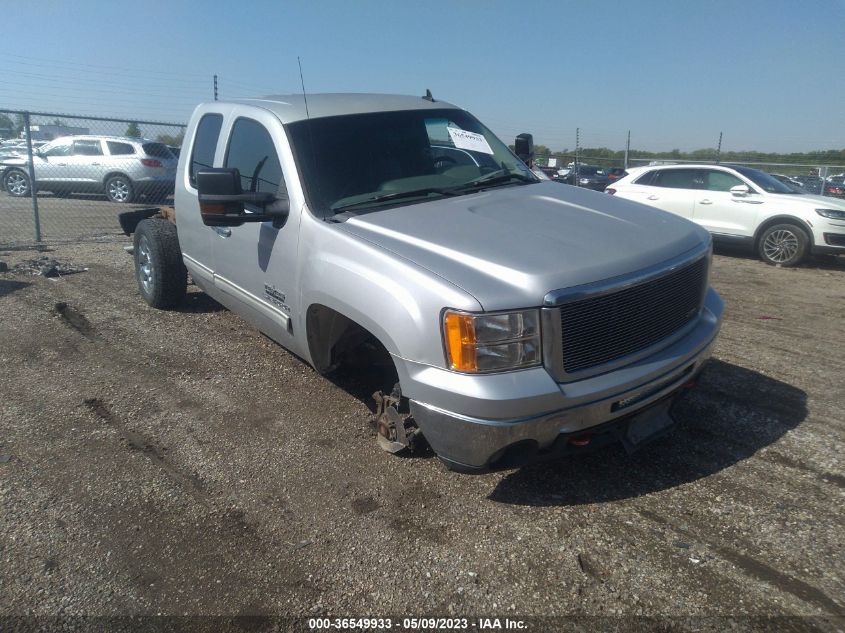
[0, 237, 843, 632]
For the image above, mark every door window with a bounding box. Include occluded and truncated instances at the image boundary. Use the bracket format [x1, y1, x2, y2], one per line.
[72, 139, 103, 156]
[703, 170, 744, 191]
[107, 141, 135, 155]
[651, 169, 702, 189]
[41, 141, 72, 157]
[189, 113, 223, 186]
[224, 118, 283, 198]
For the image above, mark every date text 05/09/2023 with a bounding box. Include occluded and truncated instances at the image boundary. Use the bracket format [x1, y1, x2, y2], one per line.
[307, 617, 528, 630]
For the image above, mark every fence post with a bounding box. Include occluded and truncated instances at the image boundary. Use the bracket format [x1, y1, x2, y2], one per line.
[23, 112, 42, 242]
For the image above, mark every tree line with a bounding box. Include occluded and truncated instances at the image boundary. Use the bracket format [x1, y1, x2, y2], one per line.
[527, 143, 845, 167]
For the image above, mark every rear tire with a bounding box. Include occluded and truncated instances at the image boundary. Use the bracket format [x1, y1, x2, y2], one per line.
[105, 174, 135, 203]
[133, 218, 187, 309]
[758, 223, 809, 267]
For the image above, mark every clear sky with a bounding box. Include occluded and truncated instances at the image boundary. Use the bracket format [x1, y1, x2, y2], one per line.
[1, 0, 843, 153]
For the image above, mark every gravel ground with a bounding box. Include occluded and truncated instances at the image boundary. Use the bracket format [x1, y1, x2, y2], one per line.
[0, 238, 843, 632]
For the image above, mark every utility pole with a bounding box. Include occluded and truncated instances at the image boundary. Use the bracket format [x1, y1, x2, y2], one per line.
[213, 75, 218, 101]
[715, 131, 723, 163]
[574, 127, 581, 172]
[624, 130, 630, 170]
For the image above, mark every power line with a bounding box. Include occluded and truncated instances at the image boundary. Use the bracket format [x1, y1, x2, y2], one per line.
[0, 66, 209, 90]
[0, 52, 212, 82]
[0, 79, 206, 102]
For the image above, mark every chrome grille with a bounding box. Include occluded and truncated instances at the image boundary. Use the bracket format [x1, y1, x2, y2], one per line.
[559, 257, 708, 374]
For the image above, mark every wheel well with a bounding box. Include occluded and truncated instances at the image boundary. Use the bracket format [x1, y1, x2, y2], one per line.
[754, 216, 812, 247]
[305, 304, 395, 375]
[103, 171, 132, 186]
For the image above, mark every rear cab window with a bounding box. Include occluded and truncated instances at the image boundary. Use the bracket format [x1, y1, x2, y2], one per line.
[189, 113, 224, 187]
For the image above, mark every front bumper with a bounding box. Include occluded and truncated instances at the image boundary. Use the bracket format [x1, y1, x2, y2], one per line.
[402, 287, 723, 471]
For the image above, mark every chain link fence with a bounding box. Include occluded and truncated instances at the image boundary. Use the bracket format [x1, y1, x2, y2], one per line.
[3, 110, 845, 248]
[0, 110, 185, 248]
[535, 152, 845, 196]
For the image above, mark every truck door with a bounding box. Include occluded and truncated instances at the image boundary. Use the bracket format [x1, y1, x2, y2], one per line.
[175, 110, 224, 292]
[211, 114, 299, 348]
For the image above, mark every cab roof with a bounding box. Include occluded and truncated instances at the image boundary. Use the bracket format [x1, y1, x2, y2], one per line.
[223, 93, 461, 124]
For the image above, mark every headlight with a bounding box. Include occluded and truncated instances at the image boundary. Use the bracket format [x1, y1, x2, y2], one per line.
[816, 208, 845, 220]
[579, 178, 590, 185]
[442, 309, 541, 373]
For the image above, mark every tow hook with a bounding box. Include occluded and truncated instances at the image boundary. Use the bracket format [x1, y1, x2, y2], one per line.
[372, 387, 419, 454]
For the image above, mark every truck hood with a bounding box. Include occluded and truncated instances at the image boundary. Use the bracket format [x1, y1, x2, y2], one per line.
[336, 181, 709, 311]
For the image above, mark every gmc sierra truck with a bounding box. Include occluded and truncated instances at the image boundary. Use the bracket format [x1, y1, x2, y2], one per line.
[123, 93, 723, 472]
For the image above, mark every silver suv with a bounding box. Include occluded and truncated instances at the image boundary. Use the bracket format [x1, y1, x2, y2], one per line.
[1, 135, 177, 203]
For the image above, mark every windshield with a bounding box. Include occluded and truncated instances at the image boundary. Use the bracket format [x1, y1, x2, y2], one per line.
[286, 108, 537, 216]
[732, 166, 798, 194]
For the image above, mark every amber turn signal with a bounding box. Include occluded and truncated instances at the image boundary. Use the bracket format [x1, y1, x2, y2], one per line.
[444, 311, 477, 372]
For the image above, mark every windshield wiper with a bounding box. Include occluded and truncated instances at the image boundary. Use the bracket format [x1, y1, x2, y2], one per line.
[450, 170, 537, 192]
[331, 186, 459, 212]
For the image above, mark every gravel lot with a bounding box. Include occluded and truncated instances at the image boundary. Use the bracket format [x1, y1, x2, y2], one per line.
[0, 235, 843, 631]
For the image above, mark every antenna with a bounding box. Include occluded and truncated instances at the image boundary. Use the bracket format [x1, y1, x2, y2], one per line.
[297, 56, 319, 198]
[298, 57, 311, 120]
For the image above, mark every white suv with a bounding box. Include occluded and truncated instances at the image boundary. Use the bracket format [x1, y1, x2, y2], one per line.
[608, 164, 845, 266]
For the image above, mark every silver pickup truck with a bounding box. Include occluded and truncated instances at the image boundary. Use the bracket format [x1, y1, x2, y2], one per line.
[124, 93, 723, 472]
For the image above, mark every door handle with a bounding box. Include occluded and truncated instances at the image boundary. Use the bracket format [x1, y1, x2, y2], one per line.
[647, 195, 659, 200]
[214, 227, 231, 238]
[699, 199, 713, 205]
[91, 162, 101, 166]
[56, 162, 67, 166]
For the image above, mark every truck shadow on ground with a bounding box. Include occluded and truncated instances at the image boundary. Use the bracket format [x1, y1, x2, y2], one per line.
[176, 289, 227, 314]
[487, 359, 807, 506]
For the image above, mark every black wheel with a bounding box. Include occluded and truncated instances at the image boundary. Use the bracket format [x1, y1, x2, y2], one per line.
[133, 218, 187, 309]
[5, 169, 31, 197]
[105, 174, 135, 203]
[757, 223, 809, 267]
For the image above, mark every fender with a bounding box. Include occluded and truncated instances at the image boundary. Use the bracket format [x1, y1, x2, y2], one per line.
[298, 222, 480, 370]
[753, 214, 814, 244]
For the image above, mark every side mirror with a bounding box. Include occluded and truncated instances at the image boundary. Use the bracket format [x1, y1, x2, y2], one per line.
[730, 184, 750, 197]
[197, 168, 288, 227]
[514, 133, 534, 163]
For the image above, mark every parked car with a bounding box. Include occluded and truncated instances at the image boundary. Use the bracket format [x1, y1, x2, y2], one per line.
[607, 167, 627, 182]
[167, 145, 181, 158]
[823, 179, 845, 198]
[120, 93, 723, 472]
[769, 173, 807, 192]
[0, 135, 176, 202]
[792, 175, 824, 195]
[558, 164, 611, 191]
[607, 163, 845, 266]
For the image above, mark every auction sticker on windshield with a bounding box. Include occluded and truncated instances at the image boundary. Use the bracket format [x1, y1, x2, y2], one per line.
[447, 127, 494, 155]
